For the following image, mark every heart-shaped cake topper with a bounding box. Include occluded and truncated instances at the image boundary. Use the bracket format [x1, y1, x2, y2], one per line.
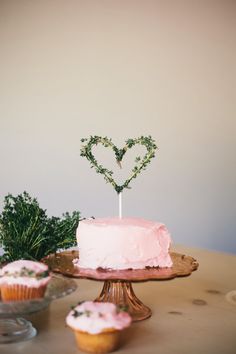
[80, 136, 157, 194]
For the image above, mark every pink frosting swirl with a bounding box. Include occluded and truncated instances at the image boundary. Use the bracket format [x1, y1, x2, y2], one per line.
[0, 260, 51, 287]
[1, 260, 48, 273]
[66, 301, 132, 334]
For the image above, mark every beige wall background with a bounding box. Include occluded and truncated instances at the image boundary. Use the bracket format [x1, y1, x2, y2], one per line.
[0, 0, 235, 253]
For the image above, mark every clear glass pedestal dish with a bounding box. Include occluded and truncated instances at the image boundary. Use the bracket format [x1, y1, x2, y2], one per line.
[0, 274, 77, 344]
[44, 251, 198, 322]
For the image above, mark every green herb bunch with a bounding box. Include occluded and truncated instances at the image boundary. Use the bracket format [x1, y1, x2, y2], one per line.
[80, 135, 157, 193]
[0, 192, 80, 263]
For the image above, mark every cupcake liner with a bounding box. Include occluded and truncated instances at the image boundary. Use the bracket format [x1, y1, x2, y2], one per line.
[73, 328, 121, 354]
[1, 284, 47, 301]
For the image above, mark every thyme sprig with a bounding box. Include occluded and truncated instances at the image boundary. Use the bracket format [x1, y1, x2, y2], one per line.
[2, 268, 50, 279]
[70, 303, 128, 318]
[0, 192, 81, 263]
[80, 136, 157, 193]
[116, 304, 129, 313]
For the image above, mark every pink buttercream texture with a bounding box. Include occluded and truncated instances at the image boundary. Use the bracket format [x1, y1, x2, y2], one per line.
[66, 301, 132, 334]
[76, 217, 172, 270]
[1, 260, 48, 273]
[0, 260, 51, 287]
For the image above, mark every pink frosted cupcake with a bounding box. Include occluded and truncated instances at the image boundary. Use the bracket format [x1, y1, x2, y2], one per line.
[0, 260, 51, 301]
[66, 301, 132, 353]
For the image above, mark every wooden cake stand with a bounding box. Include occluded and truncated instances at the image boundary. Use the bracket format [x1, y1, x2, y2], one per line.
[44, 251, 198, 322]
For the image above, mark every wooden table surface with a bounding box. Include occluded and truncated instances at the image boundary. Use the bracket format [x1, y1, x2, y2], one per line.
[1, 245, 236, 354]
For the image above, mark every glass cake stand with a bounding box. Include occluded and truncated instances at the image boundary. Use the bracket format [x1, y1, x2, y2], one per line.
[0, 274, 77, 344]
[44, 251, 198, 322]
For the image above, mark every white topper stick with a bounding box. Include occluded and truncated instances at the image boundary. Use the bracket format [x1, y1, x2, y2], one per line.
[119, 192, 122, 219]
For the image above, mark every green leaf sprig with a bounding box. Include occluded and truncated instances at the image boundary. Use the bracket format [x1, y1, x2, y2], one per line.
[80, 135, 157, 193]
[0, 192, 81, 263]
[2, 268, 50, 279]
[70, 303, 129, 318]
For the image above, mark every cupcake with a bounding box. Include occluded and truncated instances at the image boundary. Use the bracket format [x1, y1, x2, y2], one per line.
[0, 260, 51, 301]
[66, 301, 132, 353]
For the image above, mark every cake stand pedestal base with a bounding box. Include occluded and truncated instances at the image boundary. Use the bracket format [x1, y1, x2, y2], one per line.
[43, 251, 199, 322]
[95, 281, 151, 321]
[0, 318, 36, 344]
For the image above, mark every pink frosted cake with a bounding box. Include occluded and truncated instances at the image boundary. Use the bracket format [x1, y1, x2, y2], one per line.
[76, 217, 172, 270]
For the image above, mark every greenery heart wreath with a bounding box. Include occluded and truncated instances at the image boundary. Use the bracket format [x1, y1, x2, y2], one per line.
[80, 135, 157, 193]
